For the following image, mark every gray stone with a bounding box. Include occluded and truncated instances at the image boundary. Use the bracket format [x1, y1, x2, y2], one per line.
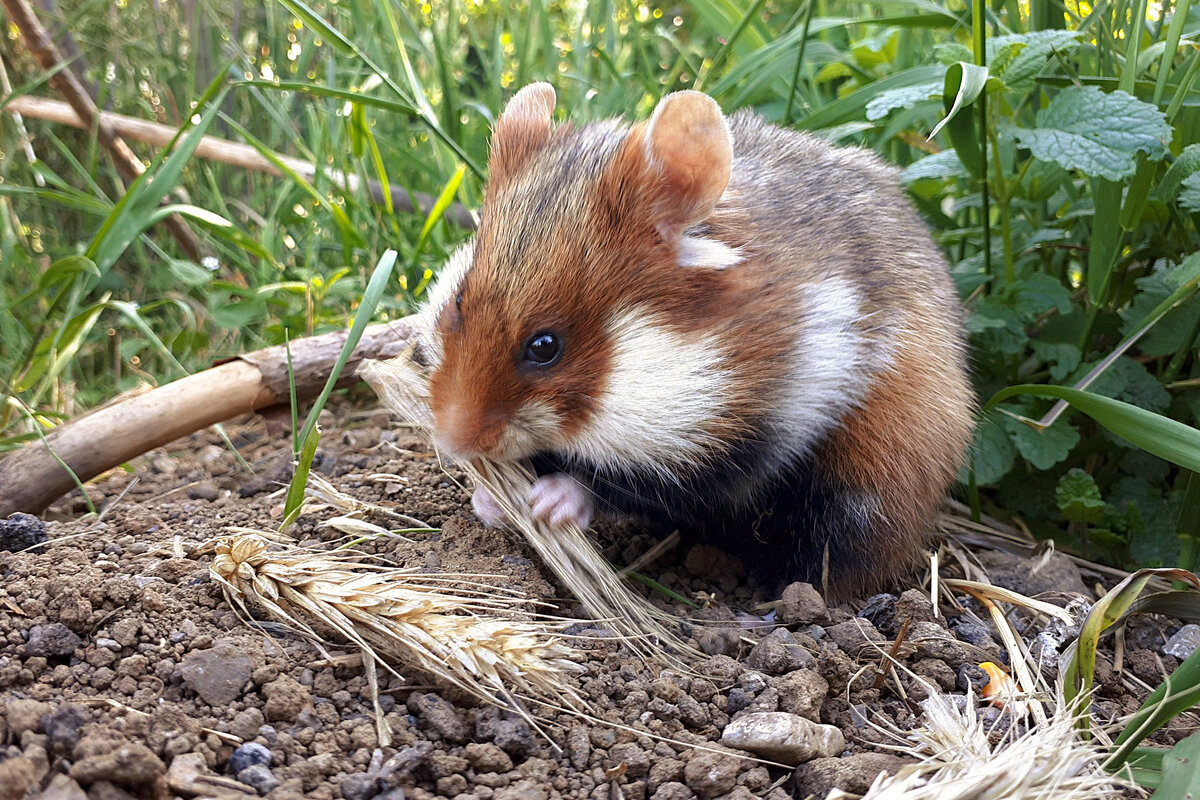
[1165, 624, 1200, 660]
[26, 624, 81, 658]
[177, 644, 252, 707]
[721, 712, 844, 766]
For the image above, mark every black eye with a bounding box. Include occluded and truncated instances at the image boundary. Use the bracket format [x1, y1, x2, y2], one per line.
[523, 331, 562, 366]
[455, 291, 463, 311]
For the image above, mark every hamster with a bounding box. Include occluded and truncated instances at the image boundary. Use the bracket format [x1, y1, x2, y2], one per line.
[418, 83, 974, 599]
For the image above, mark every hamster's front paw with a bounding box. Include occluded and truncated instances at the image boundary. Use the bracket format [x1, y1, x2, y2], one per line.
[471, 484, 509, 527]
[528, 473, 594, 529]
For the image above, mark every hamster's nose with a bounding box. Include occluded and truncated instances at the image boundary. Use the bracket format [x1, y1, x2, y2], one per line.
[432, 402, 507, 460]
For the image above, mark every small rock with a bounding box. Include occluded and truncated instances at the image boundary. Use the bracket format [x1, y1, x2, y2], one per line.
[894, 589, 938, 625]
[493, 780, 547, 800]
[338, 773, 380, 800]
[651, 781, 697, 800]
[977, 550, 1087, 597]
[908, 621, 977, 668]
[721, 712, 845, 766]
[745, 628, 813, 674]
[32, 773, 88, 800]
[475, 706, 534, 756]
[857, 593, 897, 634]
[0, 755, 39, 800]
[41, 704, 87, 755]
[957, 663, 989, 693]
[229, 707, 266, 741]
[697, 655, 741, 683]
[228, 742, 272, 774]
[463, 742, 512, 773]
[0, 512, 47, 552]
[825, 618, 885, 656]
[178, 644, 253, 707]
[778, 583, 827, 625]
[950, 620, 997, 649]
[237, 764, 280, 795]
[794, 753, 915, 796]
[167, 752, 254, 799]
[186, 481, 220, 501]
[609, 743, 650, 779]
[6, 699, 51, 737]
[25, 624, 81, 659]
[1164, 624, 1200, 660]
[408, 693, 469, 744]
[262, 675, 312, 723]
[774, 669, 829, 720]
[70, 743, 166, 788]
[682, 751, 739, 799]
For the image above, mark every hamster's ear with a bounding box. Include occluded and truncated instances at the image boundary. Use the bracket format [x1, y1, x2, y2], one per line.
[643, 91, 731, 242]
[489, 83, 556, 187]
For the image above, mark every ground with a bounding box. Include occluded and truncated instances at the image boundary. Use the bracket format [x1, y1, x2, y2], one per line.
[0, 400, 1190, 800]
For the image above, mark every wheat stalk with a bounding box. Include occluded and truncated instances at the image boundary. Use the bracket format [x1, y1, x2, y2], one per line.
[209, 533, 588, 722]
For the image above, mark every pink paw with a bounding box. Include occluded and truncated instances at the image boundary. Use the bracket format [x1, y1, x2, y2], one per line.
[528, 473, 593, 529]
[471, 485, 509, 528]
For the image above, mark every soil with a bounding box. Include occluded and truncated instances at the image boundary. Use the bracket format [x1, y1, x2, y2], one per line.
[0, 400, 1192, 800]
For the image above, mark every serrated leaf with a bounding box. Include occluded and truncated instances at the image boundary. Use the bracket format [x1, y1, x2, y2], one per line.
[865, 82, 942, 121]
[1007, 414, 1080, 469]
[1056, 467, 1105, 523]
[1031, 340, 1082, 381]
[900, 150, 970, 183]
[933, 42, 972, 65]
[1021, 158, 1069, 201]
[1012, 86, 1172, 180]
[1179, 172, 1200, 212]
[1010, 272, 1073, 317]
[988, 31, 1083, 93]
[971, 415, 1016, 485]
[1120, 270, 1200, 357]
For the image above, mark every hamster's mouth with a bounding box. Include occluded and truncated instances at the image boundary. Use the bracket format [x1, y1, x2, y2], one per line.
[432, 400, 566, 465]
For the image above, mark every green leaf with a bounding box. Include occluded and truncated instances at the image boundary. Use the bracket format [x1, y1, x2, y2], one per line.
[984, 385, 1200, 473]
[280, 423, 321, 532]
[1007, 415, 1080, 470]
[1150, 732, 1200, 798]
[987, 30, 1082, 93]
[167, 260, 215, 288]
[900, 150, 970, 184]
[1056, 467, 1105, 524]
[1179, 173, 1200, 213]
[865, 82, 942, 121]
[1010, 272, 1073, 317]
[1031, 340, 1081, 381]
[1110, 632, 1200, 769]
[971, 415, 1016, 485]
[1012, 87, 1172, 181]
[211, 300, 267, 329]
[931, 61, 989, 141]
[1156, 143, 1200, 201]
[1020, 158, 1069, 201]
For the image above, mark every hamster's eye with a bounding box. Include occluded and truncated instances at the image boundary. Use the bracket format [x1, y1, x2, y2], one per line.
[455, 291, 463, 311]
[523, 331, 563, 366]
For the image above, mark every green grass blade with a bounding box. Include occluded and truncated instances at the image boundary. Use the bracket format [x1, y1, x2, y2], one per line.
[280, 422, 321, 531]
[1109, 648, 1200, 769]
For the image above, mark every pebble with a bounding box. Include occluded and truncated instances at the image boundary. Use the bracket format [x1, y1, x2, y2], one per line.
[26, 624, 81, 659]
[721, 712, 845, 765]
[228, 742, 272, 774]
[41, 704, 87, 755]
[683, 751, 740, 799]
[747, 628, 814, 674]
[6, 699, 51, 737]
[178, 645, 253, 707]
[825, 618, 885, 656]
[237, 764, 281, 795]
[857, 593, 897, 634]
[775, 669, 829, 720]
[408, 693, 469, 743]
[794, 753, 916, 796]
[167, 752, 255, 798]
[69, 742, 166, 787]
[262, 674, 312, 722]
[32, 773, 88, 800]
[0, 512, 47, 552]
[778, 582, 828, 625]
[1164, 624, 1200, 660]
[651, 781, 697, 800]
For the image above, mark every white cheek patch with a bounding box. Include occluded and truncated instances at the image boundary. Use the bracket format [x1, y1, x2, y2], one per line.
[676, 235, 743, 269]
[773, 277, 893, 460]
[570, 308, 731, 478]
[498, 399, 567, 461]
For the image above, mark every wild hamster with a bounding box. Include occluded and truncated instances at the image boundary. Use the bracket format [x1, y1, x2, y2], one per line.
[418, 83, 973, 598]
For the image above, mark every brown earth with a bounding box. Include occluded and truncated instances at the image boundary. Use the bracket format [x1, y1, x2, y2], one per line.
[0, 400, 1191, 800]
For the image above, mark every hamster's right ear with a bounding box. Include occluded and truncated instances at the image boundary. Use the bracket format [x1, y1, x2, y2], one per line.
[488, 83, 556, 187]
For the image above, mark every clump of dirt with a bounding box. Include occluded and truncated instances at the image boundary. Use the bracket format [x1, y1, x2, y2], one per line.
[0, 403, 1191, 800]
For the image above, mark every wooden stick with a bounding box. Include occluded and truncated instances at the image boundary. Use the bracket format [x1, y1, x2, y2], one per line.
[5, 94, 478, 230]
[0, 317, 418, 518]
[1, 0, 204, 260]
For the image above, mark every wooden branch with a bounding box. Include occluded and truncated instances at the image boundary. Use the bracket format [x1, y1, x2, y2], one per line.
[6, 95, 479, 230]
[0, 317, 419, 518]
[1, 0, 204, 260]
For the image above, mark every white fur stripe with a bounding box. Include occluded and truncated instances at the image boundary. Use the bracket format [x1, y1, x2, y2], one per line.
[676, 235, 743, 269]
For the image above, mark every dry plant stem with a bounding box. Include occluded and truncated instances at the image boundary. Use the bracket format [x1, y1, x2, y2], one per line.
[5, 95, 478, 229]
[0, 0, 203, 260]
[0, 318, 417, 517]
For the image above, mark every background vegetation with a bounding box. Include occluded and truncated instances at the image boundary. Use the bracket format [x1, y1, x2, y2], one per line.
[2, 0, 1199, 573]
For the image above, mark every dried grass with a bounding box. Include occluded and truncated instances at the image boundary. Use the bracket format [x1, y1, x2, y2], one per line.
[359, 352, 698, 664]
[209, 533, 589, 729]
